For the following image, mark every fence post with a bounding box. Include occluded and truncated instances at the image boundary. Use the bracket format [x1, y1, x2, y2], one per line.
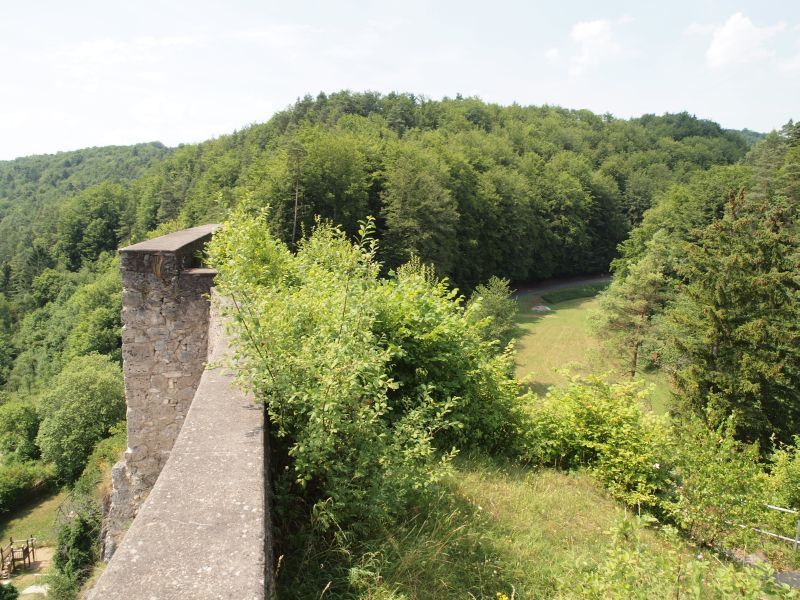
[795, 519, 800, 553]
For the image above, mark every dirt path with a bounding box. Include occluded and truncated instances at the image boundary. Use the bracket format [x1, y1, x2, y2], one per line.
[1, 546, 53, 595]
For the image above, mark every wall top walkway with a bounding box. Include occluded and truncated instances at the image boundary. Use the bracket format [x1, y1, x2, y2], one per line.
[121, 224, 220, 253]
[89, 296, 268, 599]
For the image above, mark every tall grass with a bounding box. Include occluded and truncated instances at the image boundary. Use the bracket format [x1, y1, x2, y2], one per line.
[274, 456, 675, 598]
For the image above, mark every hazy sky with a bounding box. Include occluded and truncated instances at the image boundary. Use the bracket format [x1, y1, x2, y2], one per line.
[1, 1, 798, 160]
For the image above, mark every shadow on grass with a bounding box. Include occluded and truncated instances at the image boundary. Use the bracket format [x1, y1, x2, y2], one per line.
[275, 468, 525, 598]
[0, 488, 62, 544]
[515, 295, 599, 328]
[521, 380, 552, 397]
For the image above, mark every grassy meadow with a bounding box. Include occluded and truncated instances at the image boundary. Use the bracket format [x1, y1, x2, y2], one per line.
[0, 489, 65, 546]
[284, 455, 684, 598]
[514, 284, 673, 414]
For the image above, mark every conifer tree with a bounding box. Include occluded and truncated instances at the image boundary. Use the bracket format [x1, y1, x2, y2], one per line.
[667, 189, 800, 446]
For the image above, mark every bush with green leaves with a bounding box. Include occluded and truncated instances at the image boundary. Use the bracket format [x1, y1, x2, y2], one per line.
[567, 517, 798, 599]
[0, 460, 53, 514]
[761, 437, 800, 544]
[466, 276, 518, 348]
[0, 400, 39, 462]
[47, 508, 101, 600]
[54, 513, 99, 581]
[0, 583, 19, 600]
[522, 374, 777, 550]
[207, 209, 523, 547]
[43, 571, 79, 600]
[36, 353, 125, 482]
[73, 422, 126, 498]
[769, 438, 800, 510]
[664, 418, 768, 548]
[523, 376, 672, 509]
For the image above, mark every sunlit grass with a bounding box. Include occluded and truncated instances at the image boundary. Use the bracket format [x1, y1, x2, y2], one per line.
[0, 489, 65, 546]
[514, 288, 673, 414]
[354, 456, 678, 598]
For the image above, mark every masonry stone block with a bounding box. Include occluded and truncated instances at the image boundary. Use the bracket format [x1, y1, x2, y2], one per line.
[103, 225, 218, 560]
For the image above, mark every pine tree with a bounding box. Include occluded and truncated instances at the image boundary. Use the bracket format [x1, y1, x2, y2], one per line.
[667, 190, 800, 446]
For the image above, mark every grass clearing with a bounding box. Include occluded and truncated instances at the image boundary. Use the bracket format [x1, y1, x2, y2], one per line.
[514, 286, 672, 413]
[452, 456, 666, 597]
[334, 456, 691, 598]
[0, 489, 65, 546]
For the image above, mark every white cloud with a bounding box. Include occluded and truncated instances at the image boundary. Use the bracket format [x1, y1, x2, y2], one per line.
[545, 47, 560, 62]
[49, 35, 200, 69]
[568, 19, 623, 76]
[617, 15, 635, 25]
[704, 13, 786, 68]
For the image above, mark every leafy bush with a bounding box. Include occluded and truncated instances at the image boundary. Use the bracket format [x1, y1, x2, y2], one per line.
[73, 422, 126, 498]
[522, 376, 773, 550]
[0, 461, 53, 514]
[664, 418, 768, 548]
[44, 570, 80, 600]
[762, 438, 800, 543]
[466, 276, 518, 348]
[567, 517, 798, 599]
[0, 400, 39, 462]
[208, 210, 523, 564]
[54, 513, 99, 581]
[769, 437, 800, 510]
[524, 376, 672, 509]
[36, 353, 125, 482]
[0, 583, 19, 600]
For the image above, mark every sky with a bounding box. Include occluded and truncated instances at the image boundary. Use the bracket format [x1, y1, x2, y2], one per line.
[1, 1, 798, 160]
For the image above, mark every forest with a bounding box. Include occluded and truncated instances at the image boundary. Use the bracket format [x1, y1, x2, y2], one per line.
[0, 91, 798, 597]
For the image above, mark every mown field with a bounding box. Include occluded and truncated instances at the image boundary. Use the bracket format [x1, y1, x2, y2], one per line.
[514, 285, 673, 414]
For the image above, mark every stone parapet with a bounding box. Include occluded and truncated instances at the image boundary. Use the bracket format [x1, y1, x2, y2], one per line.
[104, 225, 219, 559]
[89, 294, 268, 599]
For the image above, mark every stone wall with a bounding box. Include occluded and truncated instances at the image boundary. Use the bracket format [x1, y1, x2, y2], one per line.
[104, 225, 219, 558]
[89, 293, 268, 599]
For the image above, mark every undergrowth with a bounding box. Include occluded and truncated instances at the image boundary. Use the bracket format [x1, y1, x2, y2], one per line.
[209, 211, 798, 598]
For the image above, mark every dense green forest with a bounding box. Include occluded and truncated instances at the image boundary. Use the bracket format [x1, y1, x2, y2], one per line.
[1, 92, 798, 597]
[597, 120, 800, 449]
[0, 93, 756, 395]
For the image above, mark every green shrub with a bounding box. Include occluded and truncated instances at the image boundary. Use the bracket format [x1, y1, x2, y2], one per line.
[44, 570, 79, 600]
[36, 353, 124, 482]
[466, 276, 518, 348]
[72, 422, 126, 498]
[521, 376, 776, 548]
[208, 210, 523, 544]
[769, 437, 800, 510]
[54, 513, 99, 582]
[664, 418, 768, 548]
[0, 583, 19, 600]
[0, 461, 53, 514]
[762, 438, 800, 544]
[0, 400, 39, 462]
[567, 517, 798, 599]
[524, 376, 672, 509]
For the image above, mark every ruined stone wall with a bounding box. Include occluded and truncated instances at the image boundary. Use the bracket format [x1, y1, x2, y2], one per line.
[104, 225, 218, 558]
[90, 293, 268, 599]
